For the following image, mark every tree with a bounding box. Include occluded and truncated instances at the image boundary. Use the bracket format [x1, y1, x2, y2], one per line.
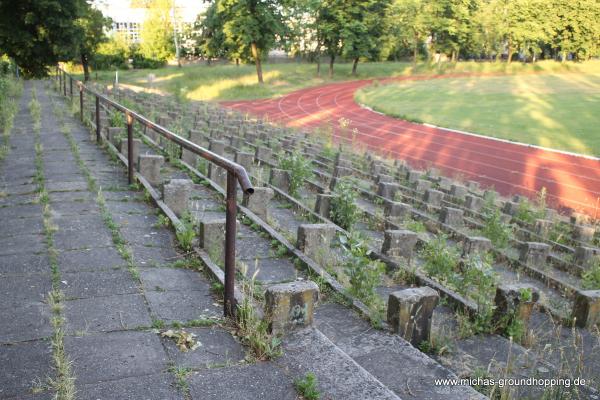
[316, 0, 344, 77]
[217, 0, 288, 83]
[551, 0, 600, 61]
[341, 0, 391, 75]
[77, 7, 111, 81]
[387, 0, 432, 62]
[0, 0, 88, 77]
[139, 0, 176, 62]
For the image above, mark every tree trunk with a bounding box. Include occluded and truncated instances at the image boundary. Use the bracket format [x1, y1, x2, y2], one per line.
[451, 50, 456, 62]
[413, 43, 418, 64]
[316, 53, 321, 76]
[507, 41, 514, 63]
[329, 54, 335, 78]
[251, 42, 263, 84]
[236, 58, 239, 66]
[81, 53, 90, 82]
[351, 57, 359, 75]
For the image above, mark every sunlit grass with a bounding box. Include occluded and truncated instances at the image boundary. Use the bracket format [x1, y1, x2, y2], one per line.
[78, 59, 590, 102]
[356, 61, 600, 156]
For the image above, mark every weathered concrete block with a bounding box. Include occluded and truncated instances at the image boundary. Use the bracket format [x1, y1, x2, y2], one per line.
[334, 166, 353, 179]
[314, 193, 337, 218]
[181, 148, 198, 167]
[534, 219, 553, 237]
[265, 281, 319, 335]
[387, 287, 439, 346]
[162, 179, 192, 217]
[493, 284, 539, 332]
[235, 151, 254, 172]
[384, 200, 411, 221]
[415, 179, 432, 194]
[137, 154, 164, 186]
[427, 168, 440, 179]
[573, 225, 595, 243]
[465, 195, 484, 212]
[119, 138, 141, 166]
[381, 230, 418, 259]
[570, 212, 591, 226]
[377, 182, 400, 200]
[519, 242, 550, 267]
[406, 170, 423, 184]
[450, 184, 467, 200]
[255, 146, 273, 163]
[573, 290, 600, 328]
[269, 168, 291, 193]
[467, 180, 480, 192]
[242, 187, 274, 220]
[296, 224, 336, 261]
[462, 236, 492, 256]
[209, 139, 226, 156]
[439, 207, 464, 227]
[376, 174, 394, 184]
[503, 201, 520, 216]
[574, 246, 598, 268]
[423, 189, 443, 207]
[208, 164, 227, 189]
[198, 218, 226, 264]
[438, 177, 453, 191]
[189, 129, 205, 145]
[370, 161, 382, 176]
[106, 127, 124, 144]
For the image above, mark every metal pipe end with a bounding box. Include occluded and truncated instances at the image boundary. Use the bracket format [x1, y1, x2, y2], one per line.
[245, 188, 255, 195]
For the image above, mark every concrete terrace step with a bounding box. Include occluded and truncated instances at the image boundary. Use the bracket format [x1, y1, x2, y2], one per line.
[313, 302, 485, 400]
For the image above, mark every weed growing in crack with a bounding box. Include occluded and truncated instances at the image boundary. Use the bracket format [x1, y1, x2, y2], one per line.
[236, 278, 282, 361]
[294, 372, 320, 400]
[175, 213, 196, 252]
[279, 151, 313, 198]
[33, 91, 76, 399]
[329, 177, 359, 230]
[480, 208, 513, 248]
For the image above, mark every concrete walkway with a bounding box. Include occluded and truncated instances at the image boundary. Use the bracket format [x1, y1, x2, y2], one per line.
[0, 81, 293, 399]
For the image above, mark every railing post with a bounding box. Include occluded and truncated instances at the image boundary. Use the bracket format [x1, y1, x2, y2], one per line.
[63, 71, 67, 96]
[79, 85, 84, 121]
[127, 112, 134, 185]
[95, 96, 101, 143]
[69, 76, 73, 101]
[58, 70, 62, 91]
[224, 171, 237, 317]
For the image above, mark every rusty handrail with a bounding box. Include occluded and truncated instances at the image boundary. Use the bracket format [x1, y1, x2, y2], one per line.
[56, 67, 253, 317]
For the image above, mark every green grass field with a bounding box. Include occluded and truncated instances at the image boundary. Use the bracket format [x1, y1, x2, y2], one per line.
[355, 62, 600, 156]
[75, 59, 588, 102]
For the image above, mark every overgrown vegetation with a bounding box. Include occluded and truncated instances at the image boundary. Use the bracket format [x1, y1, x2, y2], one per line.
[480, 208, 513, 248]
[0, 68, 22, 162]
[236, 278, 282, 361]
[279, 151, 313, 198]
[294, 372, 320, 400]
[582, 258, 600, 290]
[329, 177, 359, 230]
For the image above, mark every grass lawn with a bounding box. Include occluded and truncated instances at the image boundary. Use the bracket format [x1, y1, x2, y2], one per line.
[73, 59, 587, 102]
[355, 61, 600, 157]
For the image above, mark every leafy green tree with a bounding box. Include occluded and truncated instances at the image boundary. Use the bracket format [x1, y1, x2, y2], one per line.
[387, 0, 432, 62]
[316, 0, 344, 77]
[139, 0, 176, 62]
[217, 0, 288, 83]
[341, 0, 391, 75]
[0, 0, 88, 77]
[77, 7, 111, 81]
[550, 0, 600, 61]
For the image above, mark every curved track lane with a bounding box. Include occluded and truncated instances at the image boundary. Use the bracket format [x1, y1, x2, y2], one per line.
[222, 77, 600, 218]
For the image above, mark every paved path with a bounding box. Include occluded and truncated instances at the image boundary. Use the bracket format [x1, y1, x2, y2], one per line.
[0, 81, 293, 399]
[223, 75, 600, 218]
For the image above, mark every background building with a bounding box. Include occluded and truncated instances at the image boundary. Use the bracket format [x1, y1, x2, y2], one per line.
[93, 0, 207, 43]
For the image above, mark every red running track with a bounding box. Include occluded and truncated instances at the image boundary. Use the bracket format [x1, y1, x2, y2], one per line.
[222, 77, 600, 218]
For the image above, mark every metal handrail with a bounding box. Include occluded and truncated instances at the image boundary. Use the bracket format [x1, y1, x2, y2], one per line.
[56, 67, 254, 317]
